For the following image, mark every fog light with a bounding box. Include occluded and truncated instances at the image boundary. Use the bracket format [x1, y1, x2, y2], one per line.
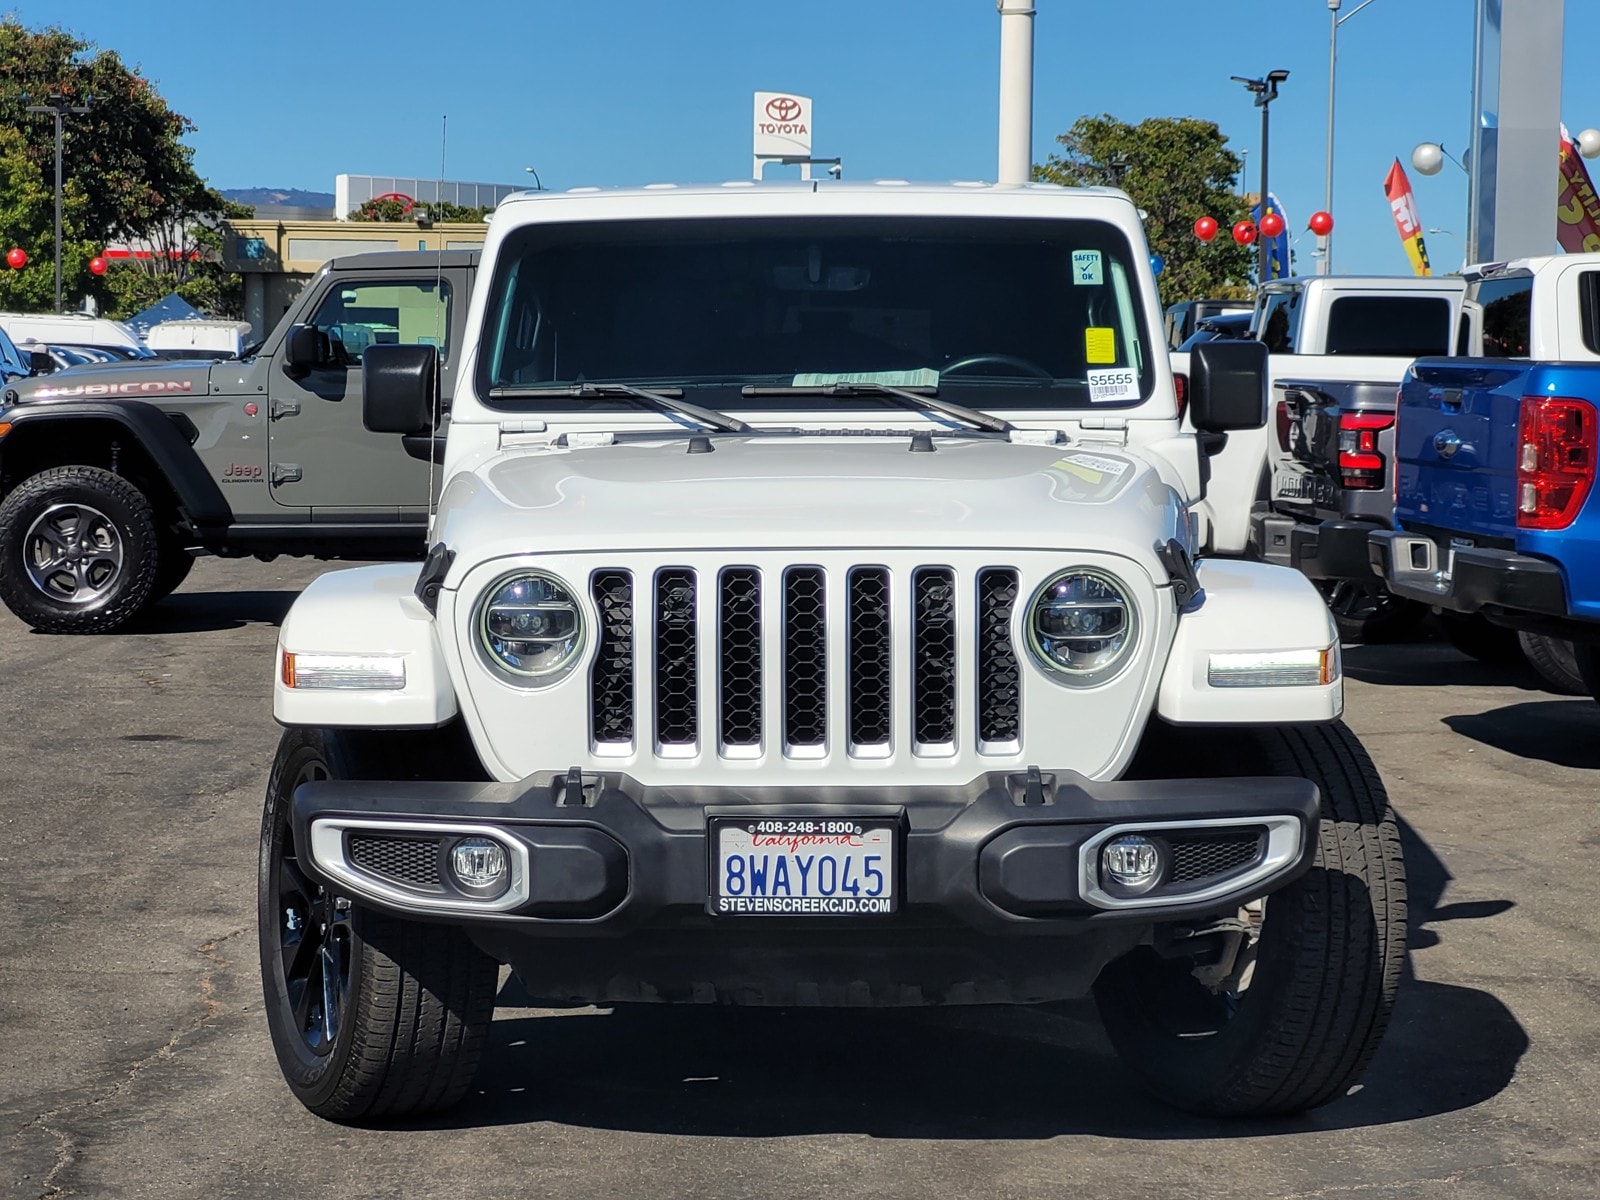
[450, 837, 509, 895]
[1102, 835, 1163, 895]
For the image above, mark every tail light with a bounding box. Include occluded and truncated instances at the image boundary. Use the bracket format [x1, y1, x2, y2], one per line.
[1173, 373, 1187, 421]
[1338, 411, 1394, 491]
[1274, 398, 1292, 451]
[1517, 396, 1597, 529]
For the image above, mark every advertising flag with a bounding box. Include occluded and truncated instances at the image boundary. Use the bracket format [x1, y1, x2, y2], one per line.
[1557, 125, 1600, 254]
[1383, 159, 1432, 276]
[1252, 194, 1292, 280]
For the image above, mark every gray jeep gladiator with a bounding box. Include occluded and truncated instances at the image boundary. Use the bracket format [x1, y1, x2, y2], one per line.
[0, 250, 476, 633]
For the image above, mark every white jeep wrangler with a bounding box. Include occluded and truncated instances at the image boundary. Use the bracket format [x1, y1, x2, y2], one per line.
[259, 182, 1405, 1122]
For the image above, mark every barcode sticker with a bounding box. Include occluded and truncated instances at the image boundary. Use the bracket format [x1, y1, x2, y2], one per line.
[1086, 368, 1140, 402]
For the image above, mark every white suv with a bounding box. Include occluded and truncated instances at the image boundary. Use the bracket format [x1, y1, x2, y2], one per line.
[258, 182, 1405, 1122]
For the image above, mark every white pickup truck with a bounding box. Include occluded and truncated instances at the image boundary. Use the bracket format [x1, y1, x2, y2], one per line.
[1179, 275, 1466, 560]
[258, 181, 1404, 1125]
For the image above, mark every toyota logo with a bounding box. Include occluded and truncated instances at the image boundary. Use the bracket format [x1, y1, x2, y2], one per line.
[765, 96, 802, 122]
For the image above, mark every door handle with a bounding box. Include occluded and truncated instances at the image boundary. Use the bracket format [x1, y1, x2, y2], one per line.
[270, 399, 301, 420]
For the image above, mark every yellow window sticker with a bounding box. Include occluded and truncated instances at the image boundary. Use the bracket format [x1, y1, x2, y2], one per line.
[1085, 326, 1116, 364]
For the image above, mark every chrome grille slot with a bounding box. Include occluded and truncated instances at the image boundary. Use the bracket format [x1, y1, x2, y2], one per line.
[977, 568, 1021, 748]
[718, 567, 762, 751]
[848, 567, 892, 750]
[655, 568, 698, 749]
[590, 570, 635, 746]
[783, 566, 827, 751]
[912, 567, 957, 749]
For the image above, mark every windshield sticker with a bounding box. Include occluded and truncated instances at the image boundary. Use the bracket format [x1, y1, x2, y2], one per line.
[1084, 327, 1116, 364]
[792, 368, 940, 388]
[1086, 367, 1140, 403]
[1071, 250, 1104, 286]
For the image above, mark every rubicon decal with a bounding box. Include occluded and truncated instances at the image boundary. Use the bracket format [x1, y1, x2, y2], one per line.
[34, 380, 195, 399]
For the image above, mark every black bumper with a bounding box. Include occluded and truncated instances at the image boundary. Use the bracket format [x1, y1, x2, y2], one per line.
[1254, 513, 1378, 582]
[1369, 530, 1570, 618]
[293, 769, 1319, 937]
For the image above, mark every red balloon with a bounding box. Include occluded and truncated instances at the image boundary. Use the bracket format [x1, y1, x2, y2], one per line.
[1308, 210, 1335, 236]
[1259, 211, 1286, 238]
[89, 256, 107, 276]
[1232, 220, 1259, 246]
[1193, 215, 1219, 242]
[5, 247, 25, 269]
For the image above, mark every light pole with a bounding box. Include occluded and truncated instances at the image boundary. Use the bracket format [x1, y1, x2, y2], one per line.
[523, 166, 547, 191]
[24, 95, 93, 314]
[1232, 71, 1290, 286]
[1323, 0, 1380, 274]
[1427, 227, 1467, 272]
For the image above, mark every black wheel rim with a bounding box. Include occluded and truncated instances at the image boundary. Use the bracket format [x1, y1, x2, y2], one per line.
[270, 760, 351, 1056]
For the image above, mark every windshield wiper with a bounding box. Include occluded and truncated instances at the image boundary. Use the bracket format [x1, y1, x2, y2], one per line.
[488, 382, 750, 433]
[741, 382, 1014, 434]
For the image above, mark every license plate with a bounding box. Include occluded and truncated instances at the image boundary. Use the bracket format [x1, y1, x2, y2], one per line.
[709, 817, 897, 916]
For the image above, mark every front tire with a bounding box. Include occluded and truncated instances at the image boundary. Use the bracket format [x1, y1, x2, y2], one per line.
[258, 727, 498, 1122]
[0, 466, 160, 633]
[1096, 722, 1407, 1116]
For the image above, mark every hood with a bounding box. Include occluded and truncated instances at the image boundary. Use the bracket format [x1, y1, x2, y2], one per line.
[9, 358, 216, 405]
[435, 435, 1188, 582]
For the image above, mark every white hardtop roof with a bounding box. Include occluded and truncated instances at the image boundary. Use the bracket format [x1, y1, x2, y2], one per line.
[1264, 274, 1466, 291]
[1466, 251, 1600, 279]
[489, 180, 1139, 223]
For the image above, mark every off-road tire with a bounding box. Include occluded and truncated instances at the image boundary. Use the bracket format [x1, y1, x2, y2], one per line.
[1096, 721, 1407, 1117]
[259, 726, 498, 1122]
[151, 536, 196, 602]
[1438, 611, 1525, 667]
[0, 465, 160, 634]
[1319, 581, 1427, 644]
[1517, 632, 1587, 696]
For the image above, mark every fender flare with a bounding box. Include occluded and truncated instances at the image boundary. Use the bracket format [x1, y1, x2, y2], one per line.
[0, 400, 233, 525]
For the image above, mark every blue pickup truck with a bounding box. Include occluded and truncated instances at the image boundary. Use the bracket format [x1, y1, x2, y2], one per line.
[1370, 255, 1600, 696]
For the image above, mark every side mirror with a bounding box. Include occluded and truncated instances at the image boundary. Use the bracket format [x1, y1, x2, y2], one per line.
[363, 343, 437, 434]
[27, 350, 53, 376]
[283, 324, 326, 377]
[1189, 339, 1268, 432]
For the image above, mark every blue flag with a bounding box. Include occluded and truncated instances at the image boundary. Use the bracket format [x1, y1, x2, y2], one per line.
[1253, 194, 1293, 280]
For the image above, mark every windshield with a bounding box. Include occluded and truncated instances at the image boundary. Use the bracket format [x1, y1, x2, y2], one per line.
[478, 216, 1156, 413]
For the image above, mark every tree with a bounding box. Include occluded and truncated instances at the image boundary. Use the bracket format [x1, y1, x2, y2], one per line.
[1035, 115, 1256, 303]
[0, 21, 237, 313]
[348, 198, 492, 223]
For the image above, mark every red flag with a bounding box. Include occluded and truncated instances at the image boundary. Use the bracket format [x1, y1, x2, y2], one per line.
[1383, 160, 1432, 276]
[1557, 126, 1600, 254]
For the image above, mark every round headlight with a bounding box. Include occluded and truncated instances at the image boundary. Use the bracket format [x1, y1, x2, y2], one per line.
[476, 571, 584, 685]
[1027, 569, 1135, 684]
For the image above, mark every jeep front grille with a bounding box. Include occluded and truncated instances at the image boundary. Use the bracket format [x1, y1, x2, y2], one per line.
[588, 564, 1024, 759]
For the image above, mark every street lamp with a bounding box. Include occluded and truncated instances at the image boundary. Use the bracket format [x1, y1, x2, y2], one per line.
[24, 94, 94, 314]
[523, 166, 547, 191]
[1232, 70, 1290, 286]
[1427, 227, 1467, 272]
[1323, 0, 1380, 274]
[1411, 142, 1469, 176]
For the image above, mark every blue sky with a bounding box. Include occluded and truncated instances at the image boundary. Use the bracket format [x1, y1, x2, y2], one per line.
[21, 0, 1600, 276]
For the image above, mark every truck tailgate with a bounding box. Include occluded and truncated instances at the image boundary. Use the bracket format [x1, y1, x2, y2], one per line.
[1395, 358, 1533, 543]
[1273, 378, 1399, 525]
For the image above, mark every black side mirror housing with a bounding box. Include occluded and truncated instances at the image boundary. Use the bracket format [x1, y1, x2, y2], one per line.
[283, 324, 326, 377]
[1189, 339, 1269, 432]
[27, 350, 53, 376]
[363, 343, 437, 434]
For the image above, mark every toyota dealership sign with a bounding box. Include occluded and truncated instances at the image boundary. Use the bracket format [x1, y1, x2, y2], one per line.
[754, 92, 812, 158]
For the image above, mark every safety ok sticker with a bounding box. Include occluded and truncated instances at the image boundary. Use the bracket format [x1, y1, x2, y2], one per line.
[1086, 367, 1140, 402]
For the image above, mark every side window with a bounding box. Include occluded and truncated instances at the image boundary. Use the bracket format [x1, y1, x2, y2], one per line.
[1578, 271, 1600, 357]
[1471, 274, 1533, 358]
[0, 325, 24, 375]
[1324, 296, 1453, 356]
[1259, 290, 1299, 354]
[307, 279, 452, 369]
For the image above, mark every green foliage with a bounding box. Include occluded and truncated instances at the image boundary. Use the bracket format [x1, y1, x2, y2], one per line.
[348, 198, 492, 223]
[0, 20, 240, 314]
[1035, 114, 1258, 304]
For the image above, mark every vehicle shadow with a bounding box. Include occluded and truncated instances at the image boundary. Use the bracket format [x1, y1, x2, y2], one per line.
[1443, 699, 1600, 769]
[119, 589, 300, 634]
[1342, 640, 1544, 690]
[423, 815, 1526, 1139]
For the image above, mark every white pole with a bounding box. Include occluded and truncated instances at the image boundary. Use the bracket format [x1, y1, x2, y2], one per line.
[997, 0, 1036, 186]
[1321, 1, 1339, 274]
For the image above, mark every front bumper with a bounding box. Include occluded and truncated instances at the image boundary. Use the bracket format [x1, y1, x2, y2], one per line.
[1255, 514, 1379, 582]
[293, 769, 1319, 936]
[1369, 529, 1574, 624]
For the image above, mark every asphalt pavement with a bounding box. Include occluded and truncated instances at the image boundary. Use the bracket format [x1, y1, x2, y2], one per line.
[3, 558, 1598, 1199]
